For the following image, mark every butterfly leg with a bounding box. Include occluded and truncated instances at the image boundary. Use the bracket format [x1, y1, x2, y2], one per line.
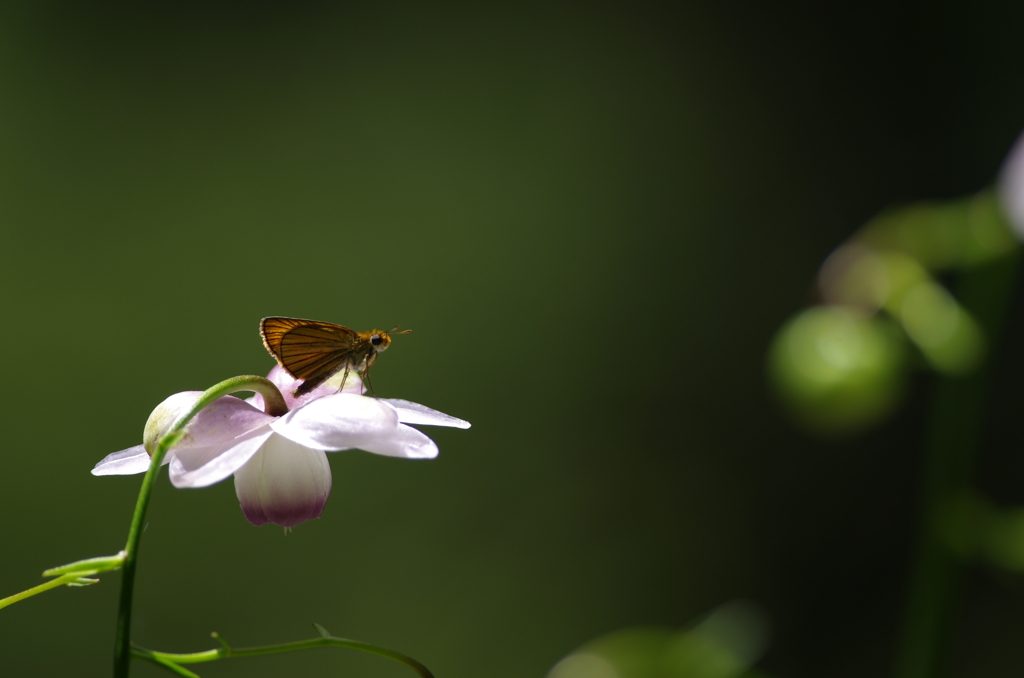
[361, 353, 379, 397]
[362, 368, 376, 397]
[337, 363, 351, 394]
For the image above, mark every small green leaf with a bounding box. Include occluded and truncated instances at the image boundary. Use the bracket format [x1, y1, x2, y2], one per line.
[312, 622, 331, 638]
[43, 551, 126, 577]
[66, 578, 100, 587]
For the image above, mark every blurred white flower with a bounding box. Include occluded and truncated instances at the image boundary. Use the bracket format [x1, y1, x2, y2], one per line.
[998, 129, 1024, 239]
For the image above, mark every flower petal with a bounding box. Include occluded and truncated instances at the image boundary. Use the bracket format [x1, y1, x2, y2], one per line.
[380, 398, 472, 429]
[145, 392, 275, 454]
[169, 427, 274, 488]
[249, 364, 364, 412]
[359, 423, 439, 459]
[91, 445, 153, 476]
[178, 397, 275, 448]
[233, 433, 332, 527]
[143, 391, 203, 454]
[270, 393, 400, 451]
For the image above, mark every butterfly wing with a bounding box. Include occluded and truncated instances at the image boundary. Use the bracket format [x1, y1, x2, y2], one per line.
[261, 317, 319, 357]
[260, 317, 359, 385]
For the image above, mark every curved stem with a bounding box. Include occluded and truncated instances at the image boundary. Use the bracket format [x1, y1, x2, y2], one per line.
[893, 250, 1021, 678]
[114, 375, 288, 678]
[130, 631, 434, 678]
[133, 654, 201, 678]
[0, 574, 97, 610]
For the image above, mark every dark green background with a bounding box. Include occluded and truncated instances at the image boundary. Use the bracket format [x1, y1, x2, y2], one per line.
[3, 3, 1024, 676]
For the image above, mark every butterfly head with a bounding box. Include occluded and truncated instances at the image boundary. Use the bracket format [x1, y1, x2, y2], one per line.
[368, 330, 393, 353]
[369, 326, 411, 353]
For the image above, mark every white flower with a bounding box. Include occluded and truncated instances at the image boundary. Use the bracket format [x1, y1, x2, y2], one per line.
[93, 366, 470, 527]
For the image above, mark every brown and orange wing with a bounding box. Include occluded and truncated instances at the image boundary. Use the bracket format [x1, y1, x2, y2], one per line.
[260, 317, 358, 381]
[261, 317, 315, 356]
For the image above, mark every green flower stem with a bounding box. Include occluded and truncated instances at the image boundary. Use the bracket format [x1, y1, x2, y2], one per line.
[0, 573, 98, 610]
[114, 375, 288, 678]
[893, 249, 1021, 678]
[0, 551, 124, 611]
[130, 630, 435, 678]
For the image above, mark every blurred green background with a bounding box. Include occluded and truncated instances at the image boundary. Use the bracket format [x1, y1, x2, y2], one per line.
[3, 2, 1024, 676]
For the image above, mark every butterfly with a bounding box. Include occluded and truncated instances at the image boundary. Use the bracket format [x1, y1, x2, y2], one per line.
[260, 317, 410, 397]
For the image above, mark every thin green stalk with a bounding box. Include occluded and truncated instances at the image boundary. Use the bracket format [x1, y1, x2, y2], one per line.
[134, 655, 202, 678]
[1, 537, 123, 612]
[893, 250, 1020, 678]
[114, 376, 287, 678]
[130, 629, 434, 678]
[0, 573, 97, 610]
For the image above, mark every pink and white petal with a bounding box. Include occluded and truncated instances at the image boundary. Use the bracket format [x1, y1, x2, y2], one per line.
[250, 365, 364, 412]
[92, 445, 154, 476]
[319, 366, 367, 395]
[233, 433, 332, 527]
[144, 392, 274, 453]
[177, 398, 275, 448]
[270, 393, 399, 451]
[143, 391, 203, 454]
[380, 398, 471, 429]
[169, 427, 275, 488]
[357, 423, 439, 459]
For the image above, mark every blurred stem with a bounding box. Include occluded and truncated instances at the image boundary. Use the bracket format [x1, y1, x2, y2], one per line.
[113, 376, 288, 678]
[130, 631, 435, 678]
[894, 250, 1020, 678]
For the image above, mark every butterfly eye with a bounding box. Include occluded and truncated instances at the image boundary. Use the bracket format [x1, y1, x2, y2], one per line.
[370, 334, 383, 346]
